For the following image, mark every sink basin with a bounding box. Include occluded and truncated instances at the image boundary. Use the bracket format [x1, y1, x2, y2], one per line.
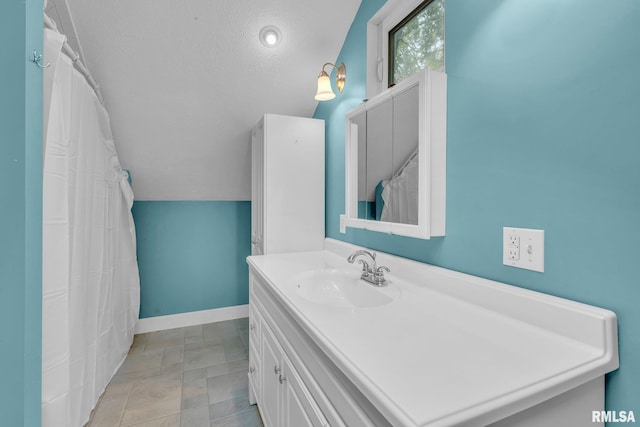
[290, 269, 400, 308]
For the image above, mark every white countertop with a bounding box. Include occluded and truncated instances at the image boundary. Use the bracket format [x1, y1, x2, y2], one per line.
[247, 239, 618, 426]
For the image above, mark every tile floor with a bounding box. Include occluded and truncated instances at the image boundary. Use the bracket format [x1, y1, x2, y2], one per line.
[86, 318, 263, 427]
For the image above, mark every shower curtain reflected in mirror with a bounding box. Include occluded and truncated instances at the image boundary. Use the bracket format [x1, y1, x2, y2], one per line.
[41, 27, 140, 427]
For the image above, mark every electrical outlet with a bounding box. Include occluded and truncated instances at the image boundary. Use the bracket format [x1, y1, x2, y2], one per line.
[503, 227, 544, 272]
[505, 232, 520, 260]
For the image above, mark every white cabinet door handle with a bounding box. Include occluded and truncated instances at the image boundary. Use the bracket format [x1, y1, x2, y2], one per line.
[274, 365, 281, 375]
[279, 374, 286, 384]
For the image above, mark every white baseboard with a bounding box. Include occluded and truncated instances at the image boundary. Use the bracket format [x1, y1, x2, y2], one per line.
[134, 304, 249, 334]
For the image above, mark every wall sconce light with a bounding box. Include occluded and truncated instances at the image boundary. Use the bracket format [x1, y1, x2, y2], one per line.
[314, 62, 346, 101]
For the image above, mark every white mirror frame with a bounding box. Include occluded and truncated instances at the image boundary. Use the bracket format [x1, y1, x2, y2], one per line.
[340, 68, 447, 239]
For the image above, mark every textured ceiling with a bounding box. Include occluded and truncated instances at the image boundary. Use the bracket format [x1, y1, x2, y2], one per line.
[50, 0, 362, 200]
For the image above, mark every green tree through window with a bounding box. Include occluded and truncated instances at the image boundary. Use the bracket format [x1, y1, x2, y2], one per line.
[389, 0, 444, 86]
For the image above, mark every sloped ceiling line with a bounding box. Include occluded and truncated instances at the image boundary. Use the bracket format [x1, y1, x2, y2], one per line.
[57, 0, 362, 200]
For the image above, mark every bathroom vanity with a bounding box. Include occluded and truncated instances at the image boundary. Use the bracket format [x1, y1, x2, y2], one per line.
[246, 239, 618, 427]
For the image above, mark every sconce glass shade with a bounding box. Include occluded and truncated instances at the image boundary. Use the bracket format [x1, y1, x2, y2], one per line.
[315, 71, 336, 101]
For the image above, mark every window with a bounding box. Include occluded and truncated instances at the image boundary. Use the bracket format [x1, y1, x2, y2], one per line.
[366, 0, 445, 97]
[389, 0, 444, 86]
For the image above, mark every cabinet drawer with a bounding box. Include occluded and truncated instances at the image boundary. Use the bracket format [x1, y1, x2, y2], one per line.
[249, 303, 261, 346]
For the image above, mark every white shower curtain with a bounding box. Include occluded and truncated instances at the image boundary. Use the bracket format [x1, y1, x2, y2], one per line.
[41, 27, 140, 427]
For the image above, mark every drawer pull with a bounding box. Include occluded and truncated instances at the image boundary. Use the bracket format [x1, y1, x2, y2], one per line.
[279, 374, 287, 384]
[249, 366, 255, 374]
[274, 365, 281, 375]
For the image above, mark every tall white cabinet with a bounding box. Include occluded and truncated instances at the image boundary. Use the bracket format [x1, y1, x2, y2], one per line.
[250, 114, 325, 255]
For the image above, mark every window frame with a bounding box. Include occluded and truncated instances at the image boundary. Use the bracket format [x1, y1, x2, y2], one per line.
[388, 0, 444, 87]
[366, 0, 445, 98]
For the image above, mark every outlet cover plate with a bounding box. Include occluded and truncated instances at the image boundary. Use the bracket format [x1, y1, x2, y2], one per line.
[503, 227, 544, 272]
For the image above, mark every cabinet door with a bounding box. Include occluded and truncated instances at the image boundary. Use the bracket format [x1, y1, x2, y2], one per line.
[282, 356, 329, 427]
[261, 326, 282, 427]
[262, 114, 325, 254]
[248, 341, 260, 406]
[248, 302, 262, 405]
[251, 121, 265, 255]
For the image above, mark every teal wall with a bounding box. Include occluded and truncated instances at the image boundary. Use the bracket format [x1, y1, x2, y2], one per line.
[316, 0, 640, 415]
[0, 0, 43, 425]
[132, 201, 251, 318]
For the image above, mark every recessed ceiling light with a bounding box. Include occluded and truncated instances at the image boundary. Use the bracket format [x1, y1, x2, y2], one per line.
[259, 26, 282, 48]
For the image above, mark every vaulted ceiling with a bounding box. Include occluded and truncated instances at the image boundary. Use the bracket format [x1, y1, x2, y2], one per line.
[45, 0, 362, 200]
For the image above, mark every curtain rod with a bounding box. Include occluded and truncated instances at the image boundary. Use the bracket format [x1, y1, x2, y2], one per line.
[44, 14, 105, 105]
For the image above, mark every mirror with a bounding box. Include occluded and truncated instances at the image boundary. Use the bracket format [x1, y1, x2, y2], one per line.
[341, 68, 447, 239]
[354, 82, 419, 225]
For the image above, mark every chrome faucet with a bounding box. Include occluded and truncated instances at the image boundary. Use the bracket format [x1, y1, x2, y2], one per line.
[347, 250, 390, 287]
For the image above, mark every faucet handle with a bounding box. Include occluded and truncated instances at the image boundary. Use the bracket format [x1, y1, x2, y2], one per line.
[357, 259, 371, 276]
[372, 265, 390, 286]
[375, 265, 390, 276]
